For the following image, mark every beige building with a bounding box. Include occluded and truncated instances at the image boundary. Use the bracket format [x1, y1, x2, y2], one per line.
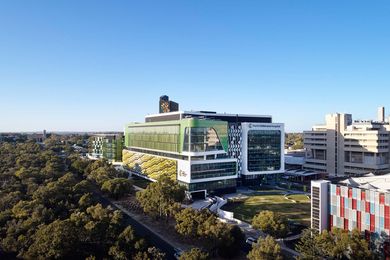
[304, 107, 390, 177]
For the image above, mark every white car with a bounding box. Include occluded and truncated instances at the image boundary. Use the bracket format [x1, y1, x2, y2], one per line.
[245, 237, 257, 245]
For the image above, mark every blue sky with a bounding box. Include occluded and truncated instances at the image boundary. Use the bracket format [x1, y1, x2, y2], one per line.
[1, 1, 389, 132]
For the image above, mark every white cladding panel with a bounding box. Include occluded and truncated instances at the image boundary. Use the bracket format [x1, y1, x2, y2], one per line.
[177, 160, 191, 183]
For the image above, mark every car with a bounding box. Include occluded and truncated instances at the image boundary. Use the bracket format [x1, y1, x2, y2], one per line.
[245, 237, 257, 245]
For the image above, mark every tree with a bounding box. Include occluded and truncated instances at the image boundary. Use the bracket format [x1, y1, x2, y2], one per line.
[25, 219, 78, 259]
[78, 193, 96, 209]
[252, 210, 289, 238]
[136, 174, 185, 219]
[0, 138, 156, 259]
[219, 225, 245, 257]
[296, 228, 372, 260]
[175, 207, 202, 238]
[295, 229, 323, 260]
[175, 207, 243, 258]
[101, 178, 134, 200]
[348, 229, 371, 259]
[108, 226, 140, 260]
[285, 133, 303, 150]
[247, 235, 283, 260]
[179, 248, 209, 260]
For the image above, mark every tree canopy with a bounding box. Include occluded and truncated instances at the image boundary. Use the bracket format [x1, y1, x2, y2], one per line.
[296, 228, 372, 260]
[247, 235, 283, 260]
[174, 207, 244, 258]
[252, 210, 289, 238]
[179, 248, 209, 260]
[0, 138, 163, 259]
[136, 174, 185, 219]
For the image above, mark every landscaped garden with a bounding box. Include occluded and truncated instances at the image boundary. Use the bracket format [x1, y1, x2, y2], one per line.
[221, 192, 311, 226]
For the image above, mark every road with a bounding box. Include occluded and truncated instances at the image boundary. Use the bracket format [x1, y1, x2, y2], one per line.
[97, 195, 177, 260]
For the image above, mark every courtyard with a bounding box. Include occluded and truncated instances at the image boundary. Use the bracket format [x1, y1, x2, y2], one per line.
[221, 191, 311, 227]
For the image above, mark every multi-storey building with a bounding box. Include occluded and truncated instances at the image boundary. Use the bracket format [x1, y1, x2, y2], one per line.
[311, 180, 330, 232]
[311, 176, 390, 249]
[89, 133, 124, 162]
[122, 101, 284, 197]
[123, 118, 238, 197]
[144, 110, 285, 186]
[159, 95, 179, 114]
[304, 107, 390, 177]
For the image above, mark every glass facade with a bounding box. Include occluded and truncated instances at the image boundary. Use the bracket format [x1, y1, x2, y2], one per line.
[185, 179, 237, 192]
[126, 125, 180, 153]
[183, 127, 224, 152]
[191, 162, 237, 180]
[247, 130, 281, 172]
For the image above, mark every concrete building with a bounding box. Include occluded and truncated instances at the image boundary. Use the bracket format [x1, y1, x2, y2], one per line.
[311, 180, 330, 233]
[304, 108, 390, 177]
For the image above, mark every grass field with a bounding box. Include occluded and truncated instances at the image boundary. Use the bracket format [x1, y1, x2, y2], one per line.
[221, 193, 311, 226]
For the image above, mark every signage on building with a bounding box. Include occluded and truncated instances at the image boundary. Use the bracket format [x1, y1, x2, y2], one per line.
[179, 170, 187, 177]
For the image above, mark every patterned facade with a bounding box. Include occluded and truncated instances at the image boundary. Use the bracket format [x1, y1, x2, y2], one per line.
[329, 183, 390, 235]
[228, 123, 243, 177]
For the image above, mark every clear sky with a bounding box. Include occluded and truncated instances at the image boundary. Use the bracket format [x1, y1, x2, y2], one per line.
[1, 1, 390, 132]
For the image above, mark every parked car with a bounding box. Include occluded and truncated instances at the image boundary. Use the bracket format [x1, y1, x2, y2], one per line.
[245, 237, 257, 245]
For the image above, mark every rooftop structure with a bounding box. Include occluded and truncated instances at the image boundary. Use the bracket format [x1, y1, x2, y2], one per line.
[338, 173, 390, 193]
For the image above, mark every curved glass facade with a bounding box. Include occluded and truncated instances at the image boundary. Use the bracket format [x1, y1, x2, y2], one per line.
[183, 127, 224, 152]
[247, 130, 281, 172]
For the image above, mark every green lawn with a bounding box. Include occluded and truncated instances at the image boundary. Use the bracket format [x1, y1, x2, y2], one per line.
[222, 193, 311, 227]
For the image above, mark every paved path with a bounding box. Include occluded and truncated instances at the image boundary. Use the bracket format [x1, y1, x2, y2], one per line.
[214, 194, 301, 258]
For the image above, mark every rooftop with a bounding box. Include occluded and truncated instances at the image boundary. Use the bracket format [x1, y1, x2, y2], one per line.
[145, 110, 272, 119]
[338, 173, 390, 192]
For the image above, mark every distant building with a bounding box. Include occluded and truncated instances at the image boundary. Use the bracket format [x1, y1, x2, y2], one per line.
[27, 130, 48, 143]
[304, 107, 390, 177]
[89, 133, 124, 162]
[159, 95, 179, 113]
[285, 149, 306, 170]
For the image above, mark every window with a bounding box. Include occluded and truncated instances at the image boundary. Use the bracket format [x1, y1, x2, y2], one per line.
[247, 130, 281, 172]
[186, 179, 237, 192]
[184, 127, 224, 152]
[191, 161, 237, 180]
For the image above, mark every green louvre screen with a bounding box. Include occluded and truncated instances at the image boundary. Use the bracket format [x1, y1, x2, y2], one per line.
[125, 119, 229, 154]
[125, 124, 180, 153]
